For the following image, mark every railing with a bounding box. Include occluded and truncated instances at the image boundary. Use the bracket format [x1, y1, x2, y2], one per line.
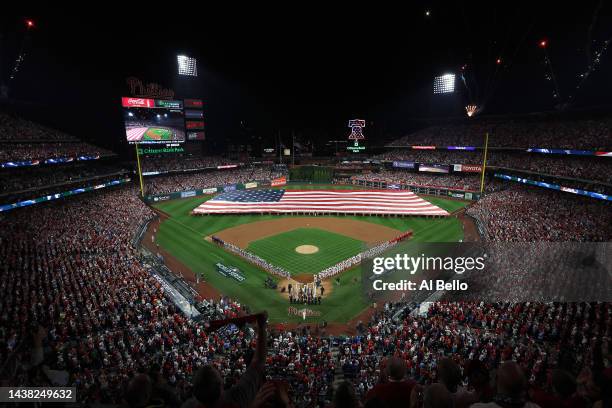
[134, 215, 201, 319]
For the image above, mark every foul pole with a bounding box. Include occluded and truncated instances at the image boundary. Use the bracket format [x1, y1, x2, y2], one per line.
[135, 143, 145, 197]
[479, 132, 489, 194]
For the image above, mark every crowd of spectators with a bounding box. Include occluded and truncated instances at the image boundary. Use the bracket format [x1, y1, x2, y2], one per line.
[3, 183, 609, 405]
[140, 156, 239, 173]
[0, 173, 132, 206]
[0, 112, 79, 141]
[1, 162, 610, 407]
[349, 170, 489, 192]
[488, 154, 612, 184]
[339, 301, 610, 408]
[146, 165, 286, 195]
[0, 186, 265, 404]
[374, 150, 482, 164]
[0, 163, 128, 195]
[266, 331, 336, 407]
[373, 150, 612, 184]
[466, 185, 612, 241]
[0, 112, 113, 162]
[388, 117, 612, 149]
[0, 142, 114, 162]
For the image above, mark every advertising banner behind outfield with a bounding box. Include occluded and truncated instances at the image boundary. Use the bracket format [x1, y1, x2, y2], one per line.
[180, 190, 197, 198]
[271, 176, 287, 187]
[152, 195, 172, 202]
[146, 182, 272, 203]
[453, 164, 482, 173]
[447, 146, 476, 151]
[418, 164, 450, 173]
[351, 178, 481, 200]
[149, 187, 220, 203]
[392, 161, 416, 169]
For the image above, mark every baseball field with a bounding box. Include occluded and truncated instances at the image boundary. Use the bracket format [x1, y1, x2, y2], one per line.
[151, 184, 468, 324]
[143, 127, 174, 141]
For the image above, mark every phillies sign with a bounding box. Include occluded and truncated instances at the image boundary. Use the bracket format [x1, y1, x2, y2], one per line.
[126, 77, 174, 99]
[121, 97, 154, 108]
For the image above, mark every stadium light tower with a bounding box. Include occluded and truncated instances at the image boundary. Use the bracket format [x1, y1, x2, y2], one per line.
[177, 55, 198, 77]
[433, 73, 455, 94]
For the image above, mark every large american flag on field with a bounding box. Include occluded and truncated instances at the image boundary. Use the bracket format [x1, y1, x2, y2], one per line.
[192, 189, 449, 216]
[126, 127, 147, 141]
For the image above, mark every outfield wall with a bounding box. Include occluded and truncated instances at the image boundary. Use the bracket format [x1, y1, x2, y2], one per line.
[144, 180, 267, 204]
[349, 178, 481, 200]
[144, 179, 479, 204]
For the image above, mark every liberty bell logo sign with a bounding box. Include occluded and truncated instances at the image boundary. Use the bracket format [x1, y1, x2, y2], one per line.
[348, 119, 366, 140]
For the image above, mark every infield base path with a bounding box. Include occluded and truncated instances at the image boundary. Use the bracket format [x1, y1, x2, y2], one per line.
[211, 217, 401, 249]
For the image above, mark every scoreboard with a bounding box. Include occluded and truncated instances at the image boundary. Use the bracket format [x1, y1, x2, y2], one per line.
[184, 98, 205, 141]
[122, 97, 205, 146]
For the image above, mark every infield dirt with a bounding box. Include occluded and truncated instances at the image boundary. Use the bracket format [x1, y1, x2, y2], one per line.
[211, 217, 401, 249]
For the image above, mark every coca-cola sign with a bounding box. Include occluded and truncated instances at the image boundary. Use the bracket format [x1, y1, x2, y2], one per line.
[121, 97, 154, 108]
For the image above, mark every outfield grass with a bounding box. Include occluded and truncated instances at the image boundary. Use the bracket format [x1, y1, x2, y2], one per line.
[144, 127, 172, 141]
[247, 228, 365, 275]
[152, 184, 467, 324]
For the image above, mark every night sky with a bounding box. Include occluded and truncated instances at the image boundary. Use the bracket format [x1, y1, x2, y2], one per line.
[1, 3, 611, 156]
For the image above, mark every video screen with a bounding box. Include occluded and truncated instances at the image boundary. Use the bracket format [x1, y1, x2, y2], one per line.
[122, 97, 185, 144]
[185, 110, 204, 119]
[186, 120, 205, 130]
[419, 163, 450, 173]
[184, 98, 204, 108]
[392, 161, 415, 169]
[187, 131, 205, 141]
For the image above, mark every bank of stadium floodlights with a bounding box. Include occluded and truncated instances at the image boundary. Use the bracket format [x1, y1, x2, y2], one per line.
[433, 73, 455, 94]
[177, 55, 197, 77]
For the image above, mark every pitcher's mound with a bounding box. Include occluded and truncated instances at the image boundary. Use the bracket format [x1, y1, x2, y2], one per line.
[295, 245, 319, 254]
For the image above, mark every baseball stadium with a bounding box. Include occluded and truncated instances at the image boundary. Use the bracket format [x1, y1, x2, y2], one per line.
[1, 8, 612, 408]
[146, 183, 468, 326]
